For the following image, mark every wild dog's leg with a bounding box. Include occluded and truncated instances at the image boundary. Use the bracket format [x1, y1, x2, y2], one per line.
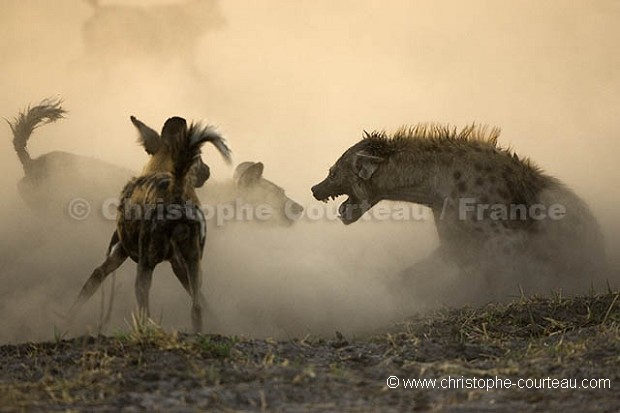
[170, 250, 191, 293]
[135, 262, 154, 319]
[187, 257, 205, 333]
[72, 233, 127, 314]
[170, 242, 206, 333]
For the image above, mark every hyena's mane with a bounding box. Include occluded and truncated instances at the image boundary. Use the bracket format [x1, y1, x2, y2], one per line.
[360, 123, 545, 176]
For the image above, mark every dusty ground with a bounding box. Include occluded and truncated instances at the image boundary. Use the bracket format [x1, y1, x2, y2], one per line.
[1, 292, 619, 412]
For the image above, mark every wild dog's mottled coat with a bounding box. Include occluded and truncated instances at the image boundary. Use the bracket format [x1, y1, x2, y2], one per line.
[73, 116, 231, 332]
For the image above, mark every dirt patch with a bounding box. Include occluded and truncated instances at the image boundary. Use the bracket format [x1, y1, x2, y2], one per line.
[1, 292, 619, 412]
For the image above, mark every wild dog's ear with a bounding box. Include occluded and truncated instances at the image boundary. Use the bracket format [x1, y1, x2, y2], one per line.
[161, 116, 187, 148]
[238, 162, 264, 188]
[130, 116, 161, 155]
[354, 151, 385, 180]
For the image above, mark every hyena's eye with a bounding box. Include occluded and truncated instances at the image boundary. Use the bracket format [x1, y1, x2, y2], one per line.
[328, 169, 337, 180]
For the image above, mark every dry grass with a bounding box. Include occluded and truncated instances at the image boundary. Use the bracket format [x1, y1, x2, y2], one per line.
[1, 292, 619, 411]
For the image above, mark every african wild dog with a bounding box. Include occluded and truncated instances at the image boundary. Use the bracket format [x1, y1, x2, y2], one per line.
[312, 124, 608, 295]
[72, 116, 231, 332]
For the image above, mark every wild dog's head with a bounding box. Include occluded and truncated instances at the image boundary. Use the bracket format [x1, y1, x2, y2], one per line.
[234, 161, 304, 226]
[311, 131, 389, 224]
[130, 115, 212, 187]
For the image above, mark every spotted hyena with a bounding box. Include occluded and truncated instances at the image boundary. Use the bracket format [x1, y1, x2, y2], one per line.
[312, 124, 609, 298]
[200, 161, 304, 227]
[6, 99, 212, 218]
[7, 98, 133, 216]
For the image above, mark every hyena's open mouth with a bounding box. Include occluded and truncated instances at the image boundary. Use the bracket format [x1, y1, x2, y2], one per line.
[312, 183, 373, 224]
[337, 195, 373, 225]
[316, 191, 371, 224]
[316, 193, 344, 203]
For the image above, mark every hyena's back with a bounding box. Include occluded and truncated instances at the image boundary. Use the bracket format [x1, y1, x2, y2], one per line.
[529, 181, 608, 289]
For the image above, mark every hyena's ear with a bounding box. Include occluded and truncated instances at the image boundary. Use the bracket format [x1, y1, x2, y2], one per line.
[354, 151, 385, 180]
[130, 116, 161, 155]
[237, 162, 264, 188]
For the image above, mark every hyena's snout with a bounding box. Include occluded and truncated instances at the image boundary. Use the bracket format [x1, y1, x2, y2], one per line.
[311, 182, 327, 200]
[311, 180, 341, 202]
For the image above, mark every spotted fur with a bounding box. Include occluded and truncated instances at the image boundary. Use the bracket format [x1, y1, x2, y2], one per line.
[312, 124, 608, 295]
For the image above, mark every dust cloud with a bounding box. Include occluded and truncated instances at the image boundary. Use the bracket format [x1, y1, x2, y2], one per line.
[0, 0, 618, 343]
